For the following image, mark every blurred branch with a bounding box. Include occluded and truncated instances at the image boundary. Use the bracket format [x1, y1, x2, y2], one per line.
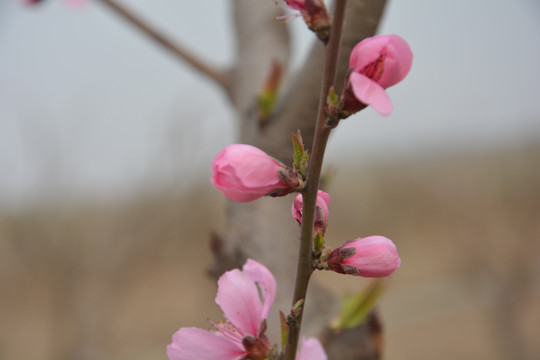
[96, 0, 233, 97]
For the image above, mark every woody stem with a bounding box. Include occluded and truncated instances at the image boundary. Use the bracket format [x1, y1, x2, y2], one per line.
[283, 1, 347, 359]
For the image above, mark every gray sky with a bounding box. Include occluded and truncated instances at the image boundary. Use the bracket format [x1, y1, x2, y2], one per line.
[1, 0, 539, 209]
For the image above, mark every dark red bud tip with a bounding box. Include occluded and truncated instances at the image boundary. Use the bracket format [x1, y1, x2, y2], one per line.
[327, 247, 356, 274]
[340, 82, 368, 119]
[242, 334, 271, 360]
[242, 335, 257, 350]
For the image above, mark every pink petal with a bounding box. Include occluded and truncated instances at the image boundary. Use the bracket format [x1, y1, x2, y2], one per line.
[315, 190, 330, 225]
[296, 337, 327, 360]
[377, 35, 413, 88]
[342, 236, 401, 277]
[242, 259, 276, 320]
[216, 269, 263, 337]
[167, 327, 245, 360]
[349, 72, 393, 116]
[223, 145, 283, 188]
[210, 144, 286, 202]
[291, 190, 330, 225]
[209, 176, 262, 202]
[349, 35, 412, 89]
[349, 35, 392, 72]
[283, 0, 306, 10]
[317, 190, 330, 206]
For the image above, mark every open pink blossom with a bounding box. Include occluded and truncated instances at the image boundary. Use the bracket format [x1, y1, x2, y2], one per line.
[328, 236, 401, 277]
[211, 144, 294, 202]
[167, 259, 276, 360]
[292, 190, 330, 235]
[343, 34, 412, 116]
[297, 337, 327, 360]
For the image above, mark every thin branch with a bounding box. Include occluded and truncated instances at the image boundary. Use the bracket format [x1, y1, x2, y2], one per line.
[96, 0, 233, 97]
[283, 1, 347, 359]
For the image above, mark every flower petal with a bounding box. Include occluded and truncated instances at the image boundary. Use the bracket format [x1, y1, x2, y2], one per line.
[216, 268, 263, 337]
[296, 337, 327, 360]
[341, 236, 401, 277]
[282, 0, 306, 11]
[209, 177, 262, 202]
[350, 72, 393, 116]
[349, 35, 391, 72]
[224, 144, 283, 188]
[242, 259, 276, 321]
[210, 144, 286, 202]
[377, 35, 413, 88]
[317, 190, 330, 207]
[167, 327, 245, 360]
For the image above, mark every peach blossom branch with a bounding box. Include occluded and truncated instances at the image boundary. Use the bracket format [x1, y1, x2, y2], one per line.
[283, 0, 347, 359]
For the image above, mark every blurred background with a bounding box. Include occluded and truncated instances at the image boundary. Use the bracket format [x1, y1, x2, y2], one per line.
[1, 0, 539, 359]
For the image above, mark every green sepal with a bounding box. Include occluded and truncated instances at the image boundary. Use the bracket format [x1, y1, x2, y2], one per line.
[257, 90, 277, 123]
[327, 86, 339, 108]
[326, 86, 341, 127]
[279, 311, 288, 351]
[313, 232, 324, 251]
[291, 299, 304, 318]
[292, 130, 309, 177]
[330, 280, 383, 330]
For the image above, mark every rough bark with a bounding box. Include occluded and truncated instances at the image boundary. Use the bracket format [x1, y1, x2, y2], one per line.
[212, 1, 388, 358]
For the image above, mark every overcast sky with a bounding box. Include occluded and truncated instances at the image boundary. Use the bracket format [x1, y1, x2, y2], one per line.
[1, 0, 539, 209]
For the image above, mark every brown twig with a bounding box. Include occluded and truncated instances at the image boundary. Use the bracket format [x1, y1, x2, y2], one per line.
[283, 1, 347, 359]
[96, 0, 233, 97]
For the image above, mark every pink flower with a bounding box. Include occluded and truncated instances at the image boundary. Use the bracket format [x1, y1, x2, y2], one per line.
[296, 337, 327, 360]
[327, 236, 401, 277]
[292, 190, 330, 235]
[167, 259, 276, 360]
[210, 144, 294, 202]
[343, 34, 412, 116]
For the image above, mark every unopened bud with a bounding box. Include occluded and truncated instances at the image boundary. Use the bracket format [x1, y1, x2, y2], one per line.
[211, 144, 298, 202]
[328, 236, 401, 277]
[291, 190, 330, 235]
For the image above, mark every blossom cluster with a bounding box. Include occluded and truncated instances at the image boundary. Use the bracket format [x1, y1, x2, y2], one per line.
[20, 0, 412, 358]
[169, 7, 411, 358]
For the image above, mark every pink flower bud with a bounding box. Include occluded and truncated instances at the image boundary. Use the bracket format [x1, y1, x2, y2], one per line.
[279, 0, 331, 43]
[341, 35, 412, 117]
[292, 190, 330, 235]
[210, 144, 293, 202]
[328, 236, 401, 277]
